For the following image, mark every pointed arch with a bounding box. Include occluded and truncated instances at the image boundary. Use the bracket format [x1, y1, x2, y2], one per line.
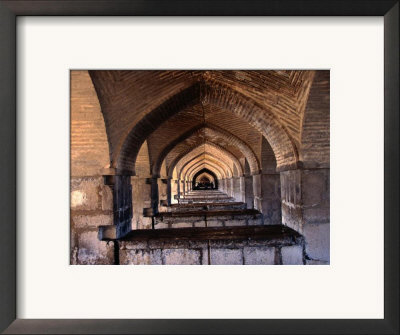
[181, 154, 232, 181]
[154, 124, 260, 176]
[113, 82, 297, 174]
[192, 168, 219, 189]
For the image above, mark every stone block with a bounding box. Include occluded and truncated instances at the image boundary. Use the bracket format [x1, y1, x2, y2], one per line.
[243, 246, 275, 265]
[100, 185, 113, 211]
[210, 248, 243, 265]
[301, 169, 329, 206]
[303, 223, 330, 262]
[70, 247, 78, 265]
[261, 174, 280, 198]
[306, 259, 329, 265]
[262, 208, 281, 225]
[206, 220, 223, 227]
[281, 245, 303, 265]
[211, 215, 233, 221]
[162, 249, 201, 265]
[209, 239, 234, 248]
[141, 217, 153, 229]
[201, 248, 210, 265]
[76, 230, 113, 265]
[120, 249, 162, 265]
[224, 219, 246, 227]
[121, 240, 148, 250]
[70, 177, 102, 210]
[303, 206, 330, 225]
[174, 222, 194, 228]
[72, 214, 113, 228]
[194, 221, 206, 227]
[163, 240, 190, 249]
[189, 241, 208, 249]
[281, 203, 303, 233]
[155, 222, 169, 229]
[247, 218, 263, 226]
[148, 240, 164, 249]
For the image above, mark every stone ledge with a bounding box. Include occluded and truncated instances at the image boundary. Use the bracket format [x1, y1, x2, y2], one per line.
[170, 201, 245, 208]
[157, 209, 261, 218]
[99, 225, 303, 245]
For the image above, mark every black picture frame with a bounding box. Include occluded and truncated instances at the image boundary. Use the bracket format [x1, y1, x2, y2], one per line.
[0, 1, 398, 334]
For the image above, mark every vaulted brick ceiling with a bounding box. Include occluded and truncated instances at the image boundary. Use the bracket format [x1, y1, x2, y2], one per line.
[173, 144, 241, 180]
[89, 70, 327, 178]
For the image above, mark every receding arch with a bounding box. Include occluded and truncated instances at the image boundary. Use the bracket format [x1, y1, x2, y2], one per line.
[172, 143, 241, 181]
[116, 83, 201, 173]
[183, 155, 232, 182]
[115, 81, 297, 174]
[191, 164, 224, 181]
[186, 164, 224, 188]
[192, 168, 219, 189]
[183, 156, 229, 181]
[178, 152, 227, 180]
[168, 141, 243, 178]
[154, 124, 260, 177]
[196, 172, 216, 185]
[201, 82, 298, 170]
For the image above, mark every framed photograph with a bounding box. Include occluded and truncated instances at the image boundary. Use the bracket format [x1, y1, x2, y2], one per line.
[0, 0, 398, 334]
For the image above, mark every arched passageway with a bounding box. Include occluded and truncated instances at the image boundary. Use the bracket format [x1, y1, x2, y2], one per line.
[192, 168, 218, 190]
[70, 70, 330, 265]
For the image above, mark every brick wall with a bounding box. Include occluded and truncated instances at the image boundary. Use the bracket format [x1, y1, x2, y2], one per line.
[70, 71, 114, 264]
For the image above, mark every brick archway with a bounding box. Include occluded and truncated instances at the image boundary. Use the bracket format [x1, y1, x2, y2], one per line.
[110, 82, 296, 174]
[154, 124, 260, 177]
[192, 168, 219, 190]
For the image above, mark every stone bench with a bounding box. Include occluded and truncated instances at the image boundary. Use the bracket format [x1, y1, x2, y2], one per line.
[169, 202, 247, 212]
[154, 209, 263, 229]
[115, 225, 305, 265]
[179, 197, 235, 204]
